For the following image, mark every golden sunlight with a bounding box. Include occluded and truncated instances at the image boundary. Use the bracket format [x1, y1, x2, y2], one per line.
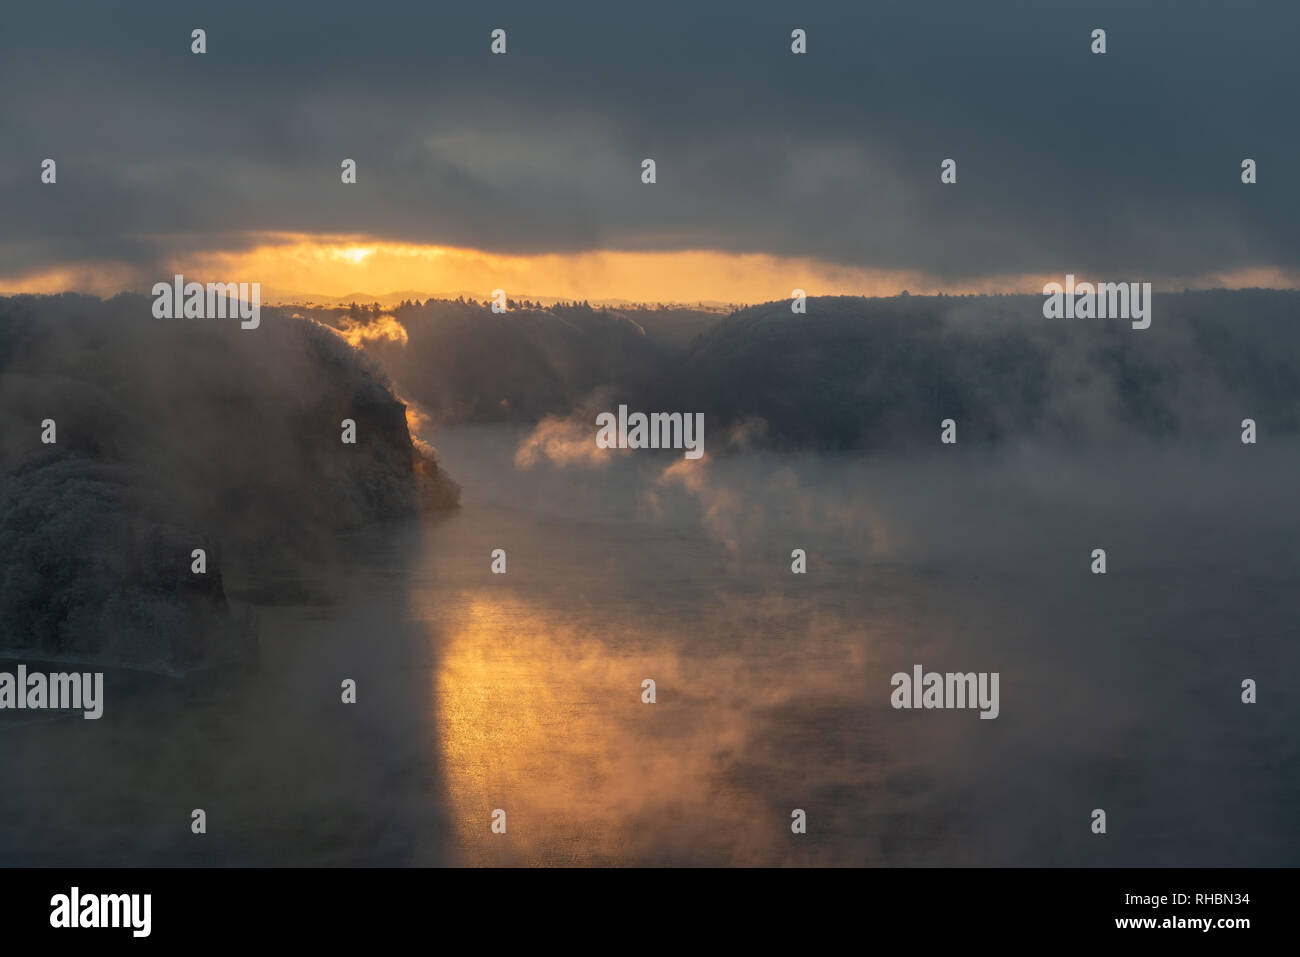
[4, 232, 1296, 304]
[431, 592, 772, 865]
[178, 233, 985, 304]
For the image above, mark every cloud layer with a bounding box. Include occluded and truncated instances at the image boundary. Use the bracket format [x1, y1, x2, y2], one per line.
[2, 1, 1297, 291]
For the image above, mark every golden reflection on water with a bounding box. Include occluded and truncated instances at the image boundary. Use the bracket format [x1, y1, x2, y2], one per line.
[432, 588, 880, 866]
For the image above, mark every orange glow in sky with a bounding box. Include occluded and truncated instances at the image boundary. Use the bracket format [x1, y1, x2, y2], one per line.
[3, 232, 1298, 304]
[180, 234, 1052, 303]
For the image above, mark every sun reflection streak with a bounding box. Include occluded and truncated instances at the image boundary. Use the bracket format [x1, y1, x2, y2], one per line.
[429, 588, 881, 865]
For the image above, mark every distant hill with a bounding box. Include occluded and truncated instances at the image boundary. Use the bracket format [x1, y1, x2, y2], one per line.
[318, 290, 1300, 452]
[270, 289, 738, 312]
[300, 299, 719, 423]
[668, 290, 1300, 450]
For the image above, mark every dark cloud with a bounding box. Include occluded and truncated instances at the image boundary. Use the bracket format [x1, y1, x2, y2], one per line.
[1, 0, 1296, 282]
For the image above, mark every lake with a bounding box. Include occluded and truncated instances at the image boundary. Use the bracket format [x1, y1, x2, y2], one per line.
[2, 426, 1296, 866]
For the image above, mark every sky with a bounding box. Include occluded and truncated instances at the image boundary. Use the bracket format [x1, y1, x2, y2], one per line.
[1, 0, 1297, 302]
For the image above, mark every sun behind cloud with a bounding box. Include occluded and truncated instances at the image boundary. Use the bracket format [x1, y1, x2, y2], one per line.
[4, 232, 1297, 304]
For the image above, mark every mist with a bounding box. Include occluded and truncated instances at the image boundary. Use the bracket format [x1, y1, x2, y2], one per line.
[0, 293, 456, 865]
[3, 291, 1296, 865]
[411, 423, 1300, 865]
